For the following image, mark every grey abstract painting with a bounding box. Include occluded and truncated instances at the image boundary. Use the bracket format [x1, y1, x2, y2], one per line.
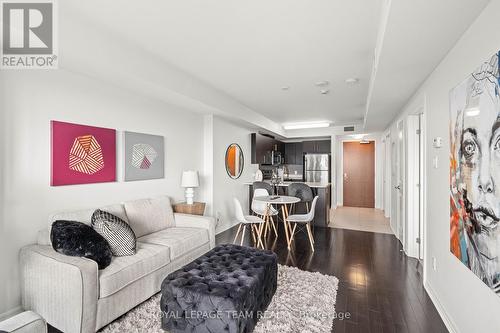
[124, 131, 164, 181]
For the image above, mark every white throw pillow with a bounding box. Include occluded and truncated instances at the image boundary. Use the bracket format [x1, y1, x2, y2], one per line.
[124, 196, 175, 238]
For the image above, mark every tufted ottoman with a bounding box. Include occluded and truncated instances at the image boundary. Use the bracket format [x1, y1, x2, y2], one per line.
[160, 244, 277, 333]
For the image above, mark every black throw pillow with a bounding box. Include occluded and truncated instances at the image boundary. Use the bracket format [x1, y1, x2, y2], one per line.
[91, 209, 137, 256]
[50, 220, 112, 270]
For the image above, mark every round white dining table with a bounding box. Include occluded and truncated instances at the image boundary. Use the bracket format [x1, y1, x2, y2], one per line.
[253, 195, 300, 249]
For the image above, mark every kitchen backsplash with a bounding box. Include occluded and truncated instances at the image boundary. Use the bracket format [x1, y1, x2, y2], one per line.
[285, 164, 303, 176]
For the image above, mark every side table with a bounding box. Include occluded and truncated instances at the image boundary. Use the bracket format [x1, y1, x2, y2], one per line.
[173, 202, 206, 216]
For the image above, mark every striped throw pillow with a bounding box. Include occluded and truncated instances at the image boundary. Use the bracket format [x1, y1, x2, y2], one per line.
[91, 209, 136, 256]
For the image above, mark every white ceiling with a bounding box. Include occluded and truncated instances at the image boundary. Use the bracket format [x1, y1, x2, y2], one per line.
[67, 0, 381, 127]
[66, 0, 491, 133]
[364, 0, 491, 130]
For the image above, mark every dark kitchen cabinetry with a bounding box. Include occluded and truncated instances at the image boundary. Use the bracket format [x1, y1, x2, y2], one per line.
[303, 140, 331, 154]
[284, 142, 304, 165]
[251, 133, 284, 164]
[252, 134, 330, 165]
[295, 142, 304, 164]
[284, 143, 295, 164]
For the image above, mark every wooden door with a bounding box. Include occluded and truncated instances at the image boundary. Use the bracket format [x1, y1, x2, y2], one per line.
[343, 141, 375, 207]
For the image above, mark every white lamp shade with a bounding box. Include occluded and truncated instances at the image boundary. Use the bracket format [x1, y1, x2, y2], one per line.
[181, 171, 199, 188]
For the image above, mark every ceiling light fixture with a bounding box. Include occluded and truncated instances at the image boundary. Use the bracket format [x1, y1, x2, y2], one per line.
[283, 121, 331, 130]
[345, 78, 360, 85]
[315, 80, 329, 87]
[320, 89, 330, 95]
[281, 86, 290, 91]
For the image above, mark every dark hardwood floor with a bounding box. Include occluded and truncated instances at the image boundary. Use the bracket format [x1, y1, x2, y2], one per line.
[49, 223, 447, 333]
[217, 224, 448, 333]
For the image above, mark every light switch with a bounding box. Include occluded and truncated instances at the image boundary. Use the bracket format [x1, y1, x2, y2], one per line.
[433, 137, 442, 148]
[433, 156, 439, 169]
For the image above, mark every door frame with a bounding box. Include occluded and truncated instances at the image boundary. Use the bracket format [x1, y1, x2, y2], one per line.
[406, 114, 422, 258]
[383, 132, 391, 218]
[342, 140, 376, 208]
[396, 120, 406, 247]
[337, 137, 379, 208]
[406, 105, 426, 260]
[392, 96, 427, 262]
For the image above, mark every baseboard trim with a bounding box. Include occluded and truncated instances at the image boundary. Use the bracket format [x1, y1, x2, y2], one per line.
[424, 281, 458, 333]
[215, 221, 237, 235]
[0, 306, 22, 322]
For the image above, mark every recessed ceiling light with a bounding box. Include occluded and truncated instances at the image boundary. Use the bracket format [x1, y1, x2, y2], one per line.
[345, 78, 360, 85]
[315, 80, 329, 87]
[281, 86, 290, 90]
[283, 121, 331, 130]
[320, 89, 330, 94]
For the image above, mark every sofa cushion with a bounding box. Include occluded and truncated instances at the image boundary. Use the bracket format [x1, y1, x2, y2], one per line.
[99, 242, 170, 298]
[48, 204, 128, 234]
[51, 220, 113, 270]
[138, 227, 209, 260]
[124, 196, 175, 238]
[91, 209, 137, 256]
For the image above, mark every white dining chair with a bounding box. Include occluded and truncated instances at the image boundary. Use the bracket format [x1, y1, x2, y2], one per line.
[233, 198, 265, 248]
[252, 188, 278, 237]
[286, 196, 319, 251]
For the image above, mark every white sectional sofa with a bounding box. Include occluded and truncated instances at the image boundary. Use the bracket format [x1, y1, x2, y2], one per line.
[20, 196, 215, 333]
[0, 311, 47, 333]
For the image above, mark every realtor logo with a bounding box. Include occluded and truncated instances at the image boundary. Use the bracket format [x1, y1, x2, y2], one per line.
[1, 0, 58, 69]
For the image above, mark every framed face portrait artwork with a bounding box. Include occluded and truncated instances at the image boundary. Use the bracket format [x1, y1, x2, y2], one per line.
[450, 51, 500, 294]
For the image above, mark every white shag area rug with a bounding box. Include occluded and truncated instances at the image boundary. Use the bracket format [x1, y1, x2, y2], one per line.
[100, 264, 339, 333]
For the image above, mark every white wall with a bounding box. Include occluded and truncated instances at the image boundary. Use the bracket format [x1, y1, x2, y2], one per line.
[0, 69, 205, 317]
[334, 133, 384, 209]
[387, 1, 500, 331]
[210, 116, 259, 233]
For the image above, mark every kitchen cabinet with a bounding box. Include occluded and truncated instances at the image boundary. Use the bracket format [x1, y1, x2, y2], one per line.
[302, 141, 315, 153]
[295, 142, 304, 164]
[316, 140, 331, 153]
[284, 143, 296, 164]
[284, 142, 304, 165]
[303, 140, 331, 154]
[251, 133, 284, 164]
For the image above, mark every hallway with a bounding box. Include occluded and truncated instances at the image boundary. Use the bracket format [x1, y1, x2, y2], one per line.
[330, 206, 393, 234]
[216, 224, 447, 333]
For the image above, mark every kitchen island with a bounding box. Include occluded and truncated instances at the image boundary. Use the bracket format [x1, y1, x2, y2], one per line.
[245, 181, 331, 227]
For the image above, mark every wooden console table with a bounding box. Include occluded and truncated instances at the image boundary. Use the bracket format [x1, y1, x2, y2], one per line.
[173, 202, 206, 216]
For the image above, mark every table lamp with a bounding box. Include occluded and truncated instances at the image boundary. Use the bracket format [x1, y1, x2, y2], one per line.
[181, 171, 199, 205]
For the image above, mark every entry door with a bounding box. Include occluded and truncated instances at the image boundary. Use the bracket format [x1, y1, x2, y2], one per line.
[343, 141, 375, 208]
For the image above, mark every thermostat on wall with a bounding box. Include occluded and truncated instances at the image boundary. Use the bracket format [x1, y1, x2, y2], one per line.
[433, 137, 442, 148]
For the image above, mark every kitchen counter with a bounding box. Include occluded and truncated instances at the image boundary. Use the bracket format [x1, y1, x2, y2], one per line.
[244, 181, 331, 189]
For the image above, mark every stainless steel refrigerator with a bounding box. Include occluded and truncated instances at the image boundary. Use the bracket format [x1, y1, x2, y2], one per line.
[304, 154, 330, 183]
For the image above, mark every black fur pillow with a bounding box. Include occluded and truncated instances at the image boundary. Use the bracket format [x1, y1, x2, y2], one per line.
[91, 209, 136, 256]
[50, 220, 112, 270]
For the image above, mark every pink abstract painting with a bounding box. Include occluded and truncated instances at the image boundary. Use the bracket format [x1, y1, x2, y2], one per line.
[51, 121, 116, 186]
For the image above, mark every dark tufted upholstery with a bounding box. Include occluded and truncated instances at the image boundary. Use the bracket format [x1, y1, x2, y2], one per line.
[160, 244, 277, 333]
[288, 182, 313, 203]
[252, 181, 274, 195]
